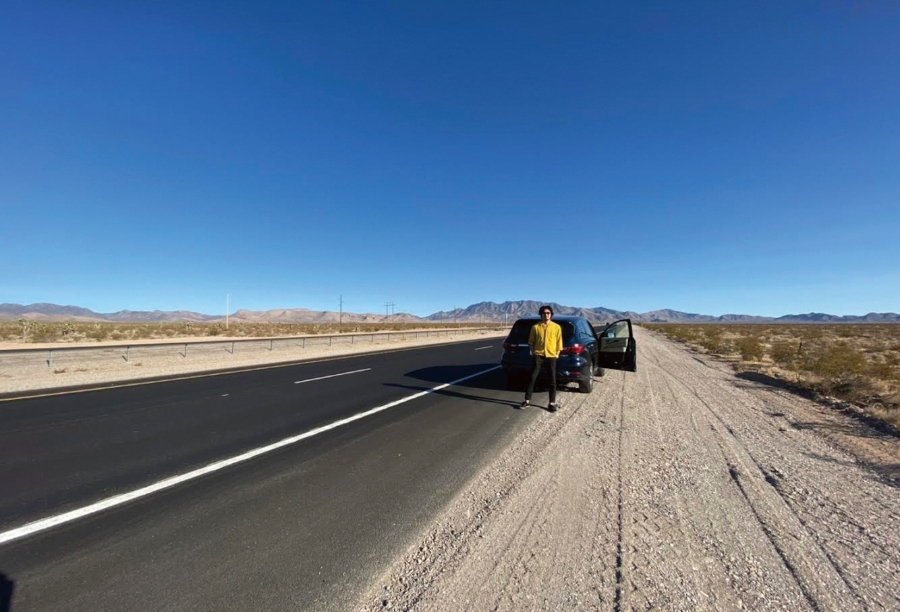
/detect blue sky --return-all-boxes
[2,1,898,318]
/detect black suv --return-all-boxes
[500,316,637,393]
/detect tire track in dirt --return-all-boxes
[659,372,858,610]
[359,329,899,612]
[642,365,714,610]
[642,334,887,500]
[645,338,819,610]
[621,342,757,611]
[642,334,885,611]
[361,380,622,611]
[613,389,625,612]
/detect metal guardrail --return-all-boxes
[0,328,503,368]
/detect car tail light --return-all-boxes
[563,344,585,355]
[502,342,512,349]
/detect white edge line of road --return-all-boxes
[474,346,494,351]
[294,368,371,384]
[0,365,501,547]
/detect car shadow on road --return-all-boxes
[394,364,517,408]
[401,364,505,391]
[385,382,521,409]
[0,572,14,612]
[394,363,579,410]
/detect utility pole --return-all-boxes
[226,293,230,330]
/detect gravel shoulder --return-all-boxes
[358,327,900,612]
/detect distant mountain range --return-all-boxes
[425,302,900,323]
[1,302,897,324]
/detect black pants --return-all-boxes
[525,356,557,403]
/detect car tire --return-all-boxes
[579,361,594,393]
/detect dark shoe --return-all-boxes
[519,400,529,409]
[548,403,559,412]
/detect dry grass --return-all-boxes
[1,320,497,345]
[643,323,900,431]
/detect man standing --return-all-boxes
[521,305,563,412]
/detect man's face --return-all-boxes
[541,310,551,321]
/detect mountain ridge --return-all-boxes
[1,302,897,324]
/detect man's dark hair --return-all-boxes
[539,305,553,315]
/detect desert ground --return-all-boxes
[357,328,898,612]
[2,327,897,611]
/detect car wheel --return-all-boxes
[579,361,594,393]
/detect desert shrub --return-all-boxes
[828,375,878,403]
[29,324,59,343]
[770,340,799,367]
[698,335,731,355]
[869,404,900,429]
[86,325,107,341]
[704,326,723,340]
[736,336,764,361]
[801,326,824,341]
[871,361,898,382]
[661,325,697,343]
[0,320,494,345]
[0,322,18,341]
[809,342,867,379]
[133,326,154,339]
[836,326,858,338]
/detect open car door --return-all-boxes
[597,319,637,372]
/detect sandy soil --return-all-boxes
[358,327,900,612]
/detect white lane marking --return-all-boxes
[474,346,494,351]
[0,342,474,403]
[0,365,501,546]
[294,368,371,385]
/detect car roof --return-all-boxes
[514,315,584,322]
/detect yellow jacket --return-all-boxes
[529,321,563,358]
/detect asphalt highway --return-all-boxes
[0,339,540,612]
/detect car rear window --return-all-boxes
[507,320,575,343]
